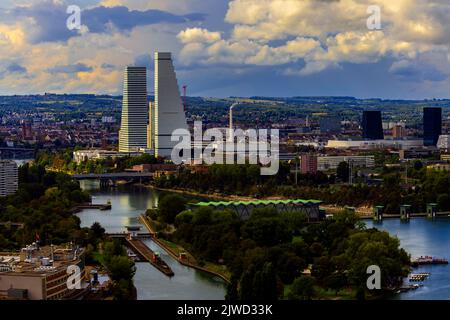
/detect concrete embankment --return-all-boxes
[138,214,231,284]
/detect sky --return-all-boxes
[1,0,450,99]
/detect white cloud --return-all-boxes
[178,28,221,44]
[177,0,450,78]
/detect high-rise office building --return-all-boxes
[362,111,384,140]
[119,67,148,153]
[423,107,442,146]
[153,52,188,158]
[0,160,18,197]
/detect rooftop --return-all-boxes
[194,199,322,207]
[0,243,84,276]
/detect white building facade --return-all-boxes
[0,160,18,197]
[317,156,375,171]
[153,52,188,158]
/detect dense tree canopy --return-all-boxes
[0,164,91,248]
[165,202,410,300]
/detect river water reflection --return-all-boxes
[77,181,226,300]
[78,180,450,300]
[366,218,450,300]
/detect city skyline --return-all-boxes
[0,0,450,99]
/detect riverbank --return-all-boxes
[139,214,231,284]
[149,185,257,202]
[76,181,227,299]
[149,185,374,216]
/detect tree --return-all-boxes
[88,222,105,246]
[103,239,126,264]
[225,276,239,301]
[325,273,347,296]
[311,256,334,282]
[254,262,278,300]
[241,216,292,246]
[90,222,105,238]
[106,255,136,282]
[413,160,423,171]
[336,161,349,182]
[438,193,450,211]
[158,194,187,224]
[288,276,316,300]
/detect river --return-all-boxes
[366,218,450,300]
[76,180,450,300]
[77,180,226,300]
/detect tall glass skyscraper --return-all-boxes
[423,107,442,146]
[119,67,148,152]
[362,110,384,140]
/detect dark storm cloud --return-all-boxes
[389,60,447,82]
[101,63,116,70]
[9,1,206,43]
[83,6,206,34]
[0,63,28,78]
[6,63,27,74]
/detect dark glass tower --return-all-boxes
[423,107,442,146]
[362,111,384,140]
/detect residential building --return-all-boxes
[437,135,450,150]
[300,154,318,174]
[392,125,406,139]
[0,160,18,197]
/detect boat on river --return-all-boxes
[411,256,448,267]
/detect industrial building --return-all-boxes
[0,243,86,300]
[0,160,18,197]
